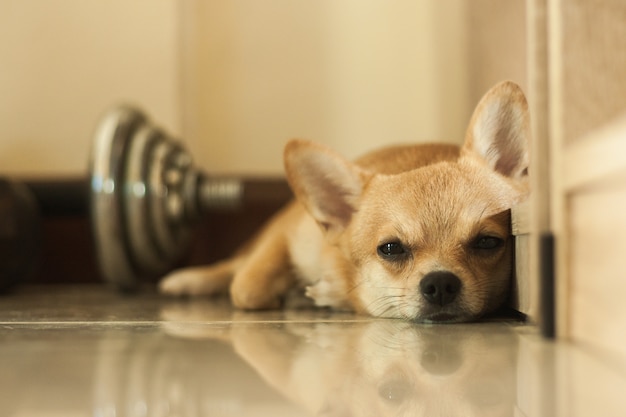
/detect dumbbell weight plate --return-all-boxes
[124,123,193,278]
[90,106,147,291]
[123,123,172,276]
[90,105,249,291]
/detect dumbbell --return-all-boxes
[2,105,291,291]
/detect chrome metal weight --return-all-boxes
[90,106,243,291]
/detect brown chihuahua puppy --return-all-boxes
[160,81,530,323]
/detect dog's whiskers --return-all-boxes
[366,294,409,318]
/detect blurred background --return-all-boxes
[0,0,527,288]
[3,1,626,402]
[0,0,526,177]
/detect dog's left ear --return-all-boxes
[463,81,530,181]
[284,139,371,239]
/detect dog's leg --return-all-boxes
[226,203,302,310]
[159,257,240,296]
[229,227,294,310]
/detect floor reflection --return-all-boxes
[160,304,520,417]
[3,287,626,416]
[0,299,520,417]
[92,327,302,417]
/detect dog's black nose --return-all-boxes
[420,272,461,306]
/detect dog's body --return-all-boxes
[160,81,530,323]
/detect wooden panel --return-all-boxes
[569,181,626,362]
[561,0,626,144]
[565,111,626,359]
[552,0,626,343]
[536,0,626,337]
[563,114,626,191]
[525,0,551,323]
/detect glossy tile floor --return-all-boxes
[1,286,625,417]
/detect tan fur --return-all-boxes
[160,81,530,323]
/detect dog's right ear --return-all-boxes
[463,81,530,182]
[284,139,371,239]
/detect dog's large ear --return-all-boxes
[284,139,370,238]
[463,81,530,181]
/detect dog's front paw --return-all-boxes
[159,267,229,297]
[306,279,351,309]
[158,271,202,296]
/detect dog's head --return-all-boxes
[285,81,530,322]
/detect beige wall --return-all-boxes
[1,1,526,177]
[181,0,471,175]
[465,0,527,105]
[0,0,181,177]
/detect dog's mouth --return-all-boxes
[420,312,463,324]
[417,308,476,324]
[424,313,459,323]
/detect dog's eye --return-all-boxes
[377,241,407,259]
[473,236,504,250]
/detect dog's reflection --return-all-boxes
[161,303,519,417]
